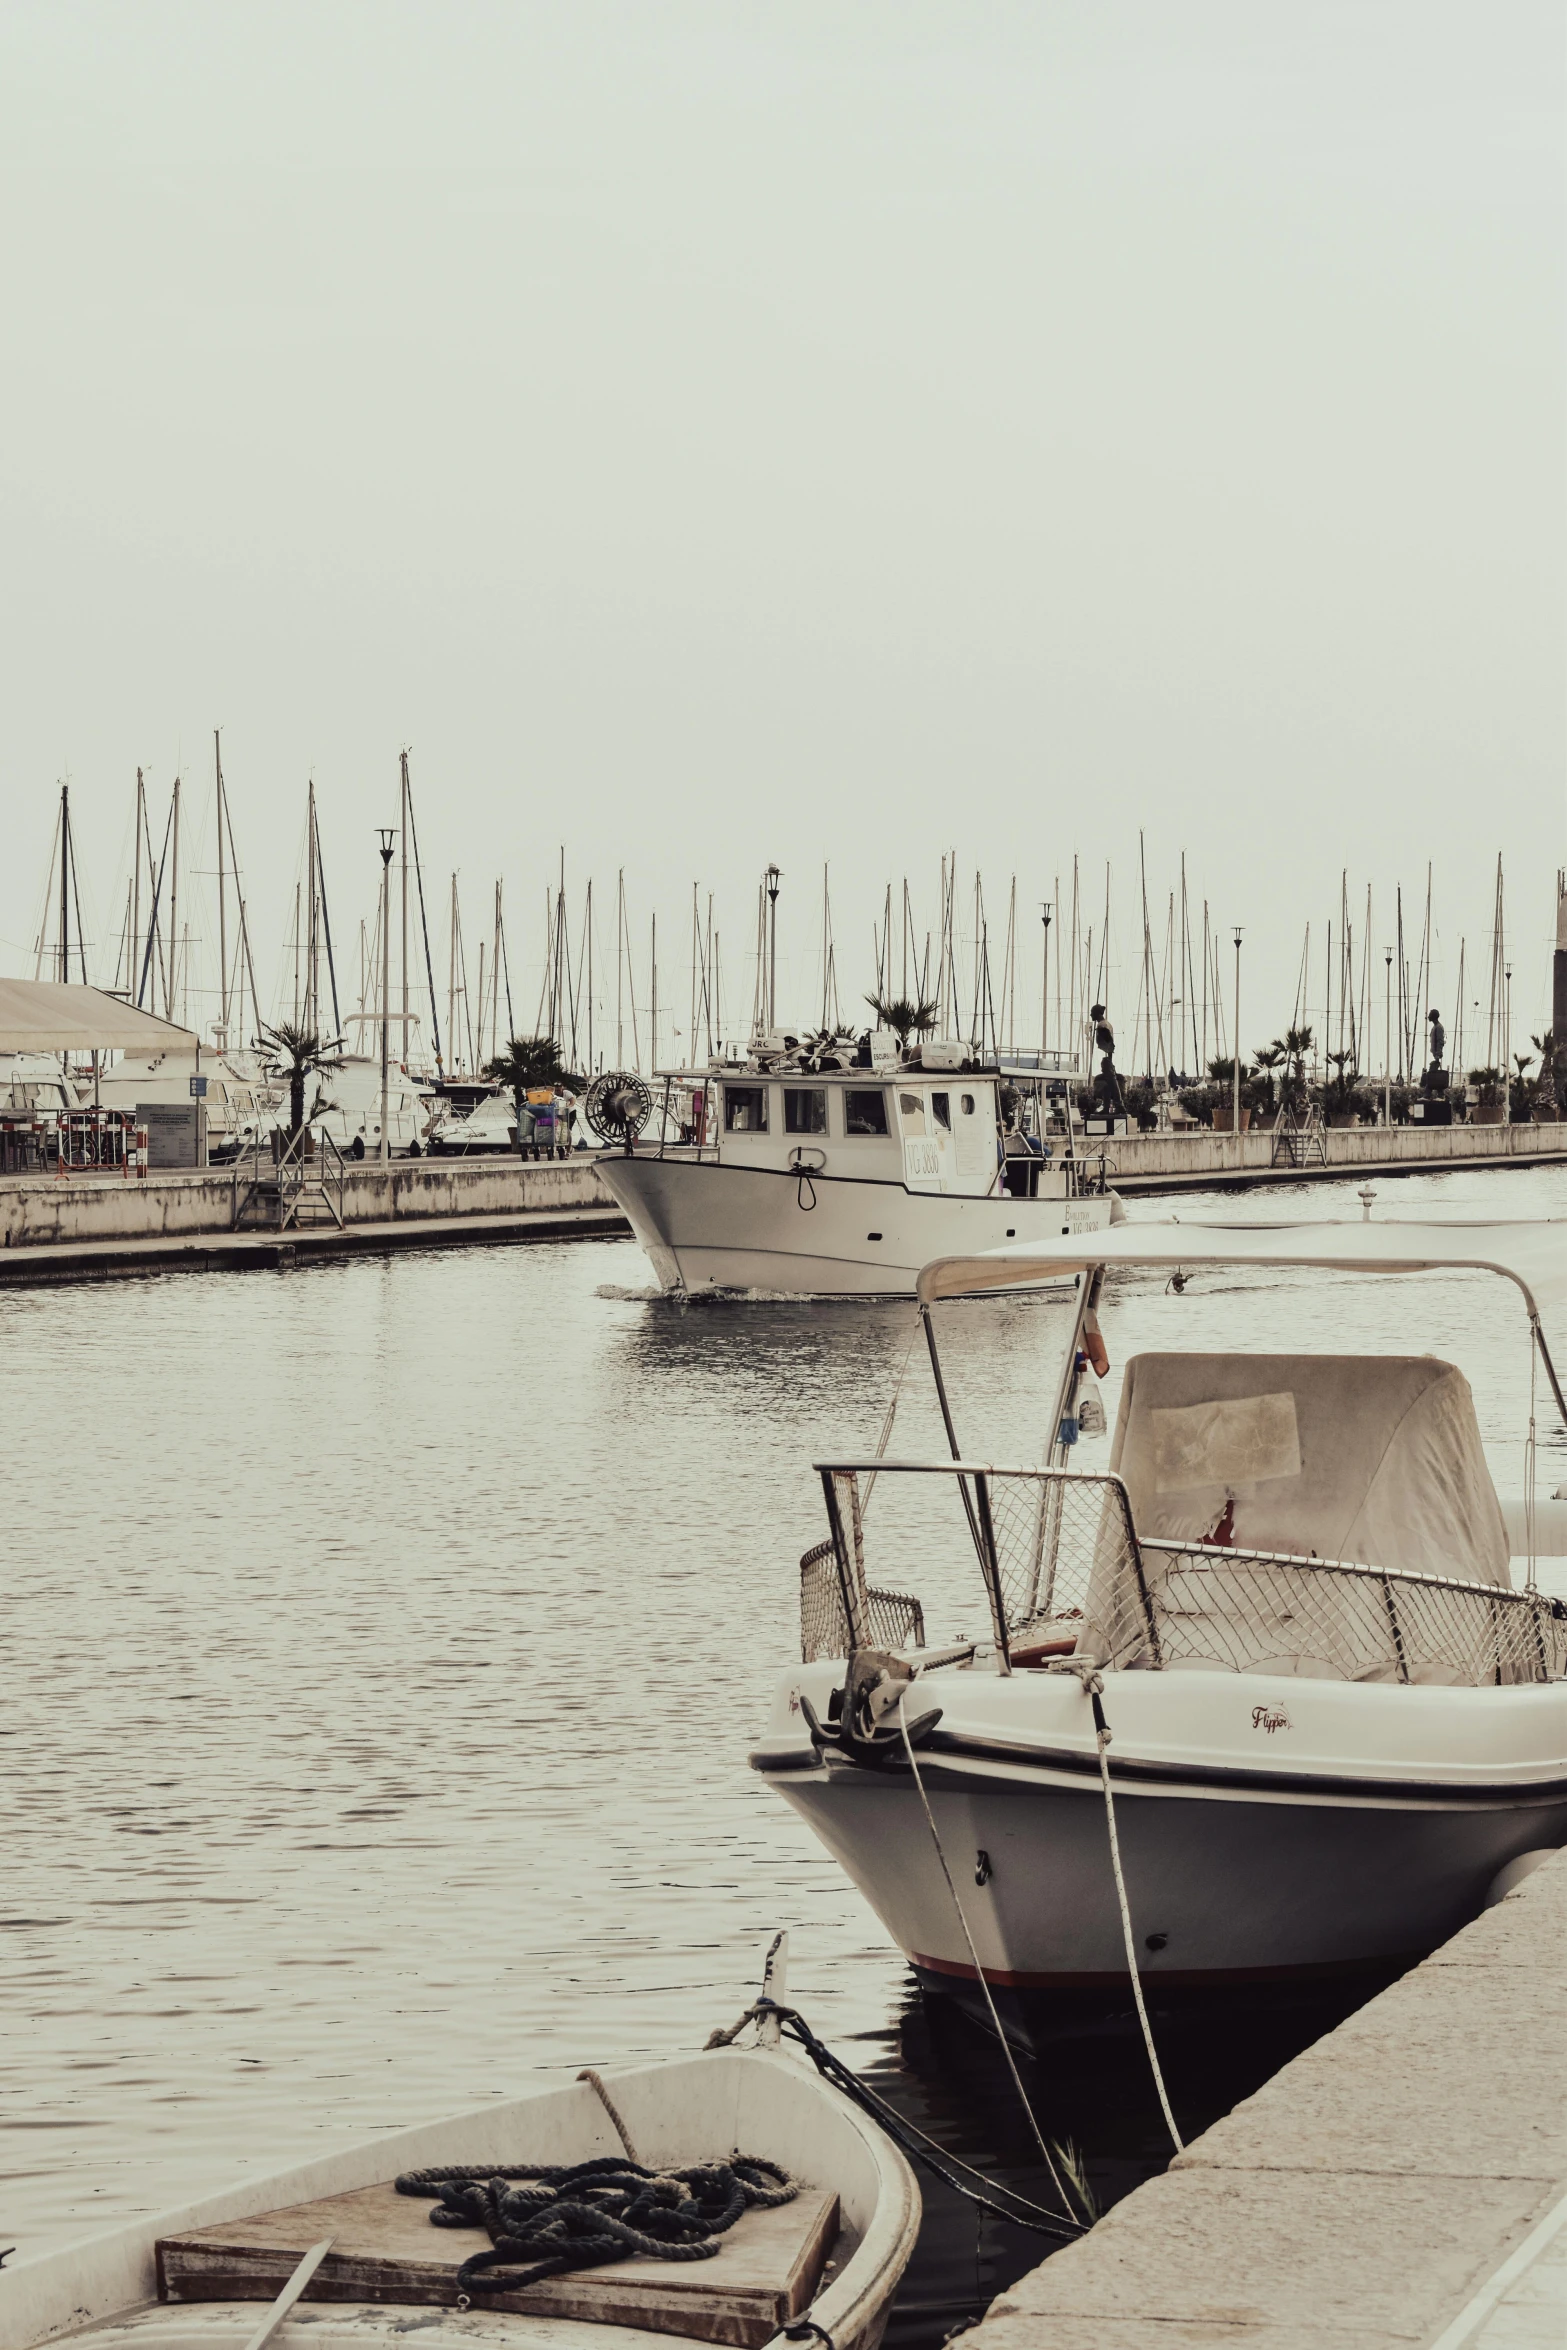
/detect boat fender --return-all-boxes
[1484,1847,1563,1908]
[1082,1310,1110,1378]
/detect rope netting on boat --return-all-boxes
[802,1464,1567,1687]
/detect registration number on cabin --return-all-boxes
[904,1139,943,1183]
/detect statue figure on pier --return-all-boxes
[1090,1003,1126,1117]
[1423,1008,1447,1097]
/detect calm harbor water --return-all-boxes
[4,1160,1564,2336]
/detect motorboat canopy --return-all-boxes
[1110,1352,1508,1587]
[914,1217,1567,1424]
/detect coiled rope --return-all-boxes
[394,2155,797,2300]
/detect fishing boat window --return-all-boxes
[844,1089,890,1137]
[898,1091,926,1133]
[930,1092,951,1130]
[723,1085,769,1133]
[960,1093,976,1116]
[784,1087,828,1135]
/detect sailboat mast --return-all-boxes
[58,783,70,981]
[167,777,181,1022]
[400,753,410,1070]
[214,734,228,1047]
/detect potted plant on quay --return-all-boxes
[1208,1057,1252,1133]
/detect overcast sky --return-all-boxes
[1,2,1561,1065]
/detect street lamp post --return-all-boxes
[1384,948,1393,1127]
[1232,929,1243,1139]
[1504,963,1513,1116]
[765,865,782,1031]
[378,829,395,1165]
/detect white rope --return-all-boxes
[896,1694,1086,2228]
[1086,1683,1183,2155]
[1525,1321,1539,1591]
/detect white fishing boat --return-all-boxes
[750,1217,1567,2036]
[1,2033,919,2350]
[595,1046,1115,1298]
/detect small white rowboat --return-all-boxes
[0,2047,920,2350]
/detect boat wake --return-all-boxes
[594,1281,857,1305]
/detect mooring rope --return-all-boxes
[394,2155,796,2300]
[1072,1666,1183,2155]
[896,1693,1090,2229]
[704,1998,1081,2239]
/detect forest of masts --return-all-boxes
[29,749,1531,1088]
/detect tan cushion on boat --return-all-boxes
[1109,1352,1509,1588]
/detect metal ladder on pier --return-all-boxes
[231,1129,348,1231]
[1271,1101,1327,1168]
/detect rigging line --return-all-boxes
[896,1694,1087,2228]
[136,798,176,1010]
[315,819,342,1041]
[67,802,89,986]
[861,1318,924,1516]
[403,774,444,1075]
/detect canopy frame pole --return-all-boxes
[1533,1314,1567,1432]
[921,1304,1010,1668]
[1045,1267,1103,1469]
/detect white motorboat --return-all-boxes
[1,2038,919,2350]
[310,1055,435,1159]
[596,1051,1114,1298]
[751,1217,1567,2034]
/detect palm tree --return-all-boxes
[1252,1044,1285,1113]
[1511,1051,1536,1121]
[1279,1025,1314,1115]
[1531,1030,1558,1117]
[258,1020,344,1141]
[864,993,939,1050]
[1324,1049,1359,1118]
[483,1035,585,1157]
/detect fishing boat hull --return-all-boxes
[597,1156,1113,1297]
[752,1663,1567,2034]
[2,2048,918,2350]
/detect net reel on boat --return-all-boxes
[584,1071,654,1153]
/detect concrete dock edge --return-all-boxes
[966,1850,1567,2348]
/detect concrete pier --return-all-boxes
[969,1851,1567,2347]
[0,1156,629,1284]
[1077,1117,1566,1192]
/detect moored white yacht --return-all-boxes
[596,1038,1115,1297]
[750,1217,1567,2036]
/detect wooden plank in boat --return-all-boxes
[155,2179,840,2350]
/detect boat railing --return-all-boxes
[804,1459,1567,1687]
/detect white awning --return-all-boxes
[916,1216,1567,1422]
[0,980,200,1054]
